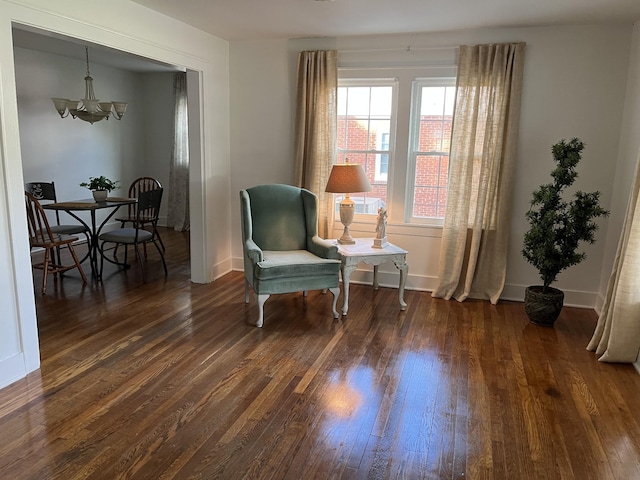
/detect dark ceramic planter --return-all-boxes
[524,285,564,327]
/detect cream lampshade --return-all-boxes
[325,161,372,244]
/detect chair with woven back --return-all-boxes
[116,177,165,253]
[98,188,167,282]
[25,191,88,294]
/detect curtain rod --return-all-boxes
[338,45,459,54]
[338,64,457,71]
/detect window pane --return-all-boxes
[370,86,392,117]
[413,154,449,219]
[409,80,455,220]
[444,86,455,115]
[370,119,391,150]
[419,118,447,152]
[346,87,373,116]
[338,83,394,212]
[420,86,446,115]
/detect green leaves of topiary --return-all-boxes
[522,138,609,290]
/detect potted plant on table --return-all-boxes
[80,176,120,203]
[521,138,609,326]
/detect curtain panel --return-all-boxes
[167,73,190,231]
[432,42,526,304]
[293,50,338,239]
[588,154,640,363]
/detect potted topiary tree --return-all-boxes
[522,138,609,326]
[80,176,120,203]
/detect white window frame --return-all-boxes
[337,77,398,219]
[405,77,457,225]
[375,132,390,182]
[338,66,457,228]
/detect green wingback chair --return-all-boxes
[240,184,342,327]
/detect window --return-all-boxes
[337,80,396,214]
[338,67,456,225]
[407,78,456,221]
[377,132,389,181]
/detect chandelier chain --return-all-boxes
[85,46,91,77]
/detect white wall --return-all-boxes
[16,47,145,226]
[16,48,175,226]
[0,0,230,390]
[229,25,633,306]
[229,38,295,241]
[141,72,174,223]
[597,22,640,312]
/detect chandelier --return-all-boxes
[51,47,128,124]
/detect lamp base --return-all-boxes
[337,225,356,245]
[337,200,356,244]
[338,237,356,245]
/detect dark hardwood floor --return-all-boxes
[1,227,640,479]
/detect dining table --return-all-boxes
[42,197,137,279]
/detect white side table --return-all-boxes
[335,238,408,315]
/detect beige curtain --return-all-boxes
[167,73,189,231]
[432,43,526,304]
[293,50,337,238]
[587,155,640,363]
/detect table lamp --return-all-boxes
[325,160,372,244]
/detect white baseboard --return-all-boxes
[0,353,31,390]
[501,284,598,309]
[231,256,601,309]
[209,258,232,283]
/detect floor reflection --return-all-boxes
[319,350,452,464]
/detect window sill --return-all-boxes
[333,220,443,239]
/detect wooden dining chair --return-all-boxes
[115,177,165,253]
[25,192,88,294]
[25,181,91,263]
[99,188,167,282]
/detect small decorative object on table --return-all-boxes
[80,176,120,203]
[373,207,388,248]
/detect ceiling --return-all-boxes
[11,0,640,72]
[129,0,640,41]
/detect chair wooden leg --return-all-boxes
[329,287,340,319]
[55,246,63,272]
[244,279,250,304]
[68,244,87,285]
[256,294,269,328]
[41,248,51,294]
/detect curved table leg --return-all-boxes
[394,259,408,311]
[341,263,357,316]
[329,287,340,319]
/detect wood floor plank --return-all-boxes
[2,228,640,479]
